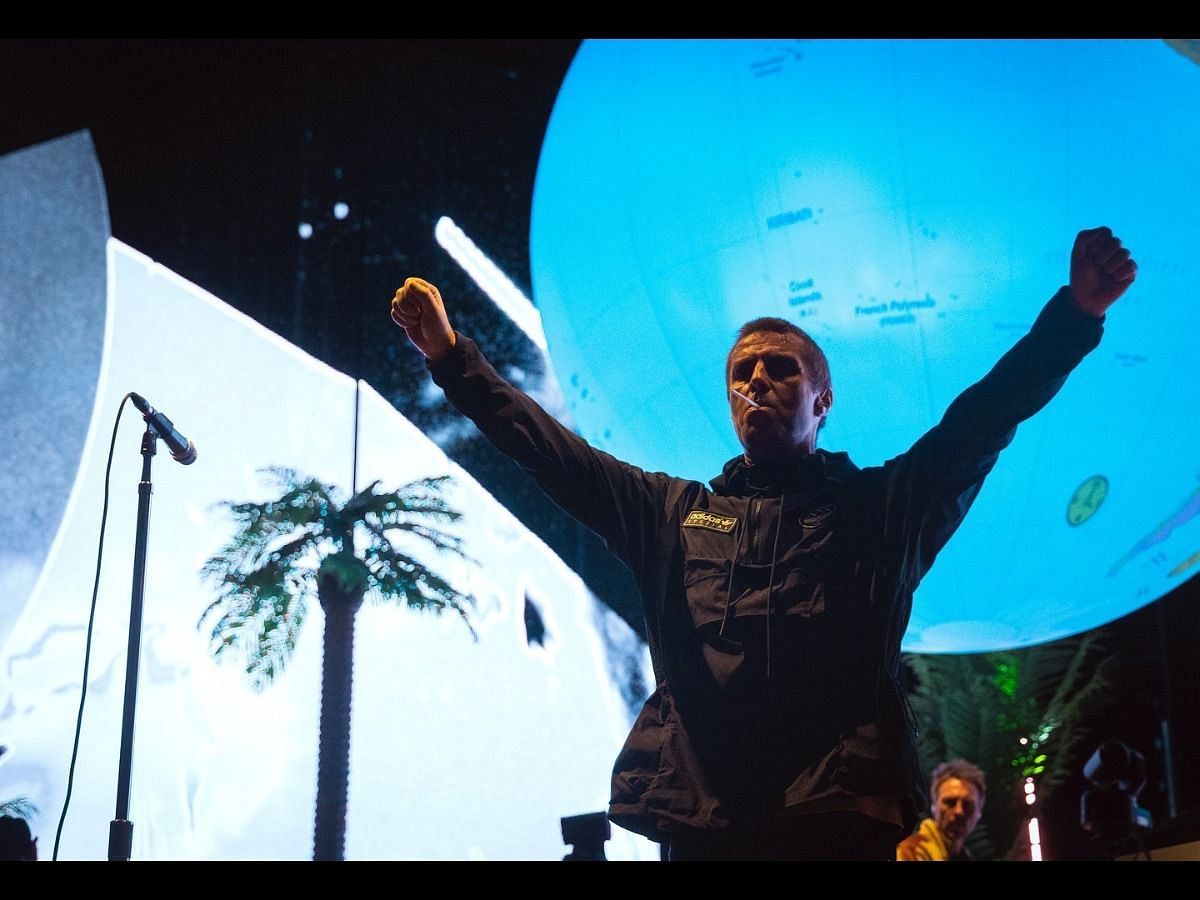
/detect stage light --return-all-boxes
[1080,738,1153,854]
[561,811,610,861]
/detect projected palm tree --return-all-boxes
[200,467,474,861]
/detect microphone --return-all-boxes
[129,393,197,465]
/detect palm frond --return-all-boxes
[199,561,313,690]
[0,797,37,819]
[362,540,476,640]
[361,517,466,557]
[347,476,464,524]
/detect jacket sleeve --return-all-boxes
[427,334,673,580]
[882,287,1104,585]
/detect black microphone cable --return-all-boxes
[52,393,133,860]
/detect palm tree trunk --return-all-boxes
[313,576,363,861]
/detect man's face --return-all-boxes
[727,331,831,463]
[932,777,983,846]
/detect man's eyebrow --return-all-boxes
[734,347,799,359]
[730,351,803,373]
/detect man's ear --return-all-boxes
[815,388,833,418]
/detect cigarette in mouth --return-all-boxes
[730,388,761,408]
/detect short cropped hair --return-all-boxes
[930,759,987,810]
[727,317,831,395]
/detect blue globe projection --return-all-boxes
[530,39,1200,652]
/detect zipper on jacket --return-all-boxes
[749,496,762,561]
[719,514,748,637]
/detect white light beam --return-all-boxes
[435,216,548,352]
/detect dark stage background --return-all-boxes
[3,37,1197,859]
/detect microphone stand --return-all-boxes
[107,424,158,862]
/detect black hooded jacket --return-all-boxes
[429,287,1103,842]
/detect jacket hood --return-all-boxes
[709,448,859,496]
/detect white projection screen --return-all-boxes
[0,133,656,860]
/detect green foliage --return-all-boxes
[200,467,474,691]
[904,630,1117,859]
